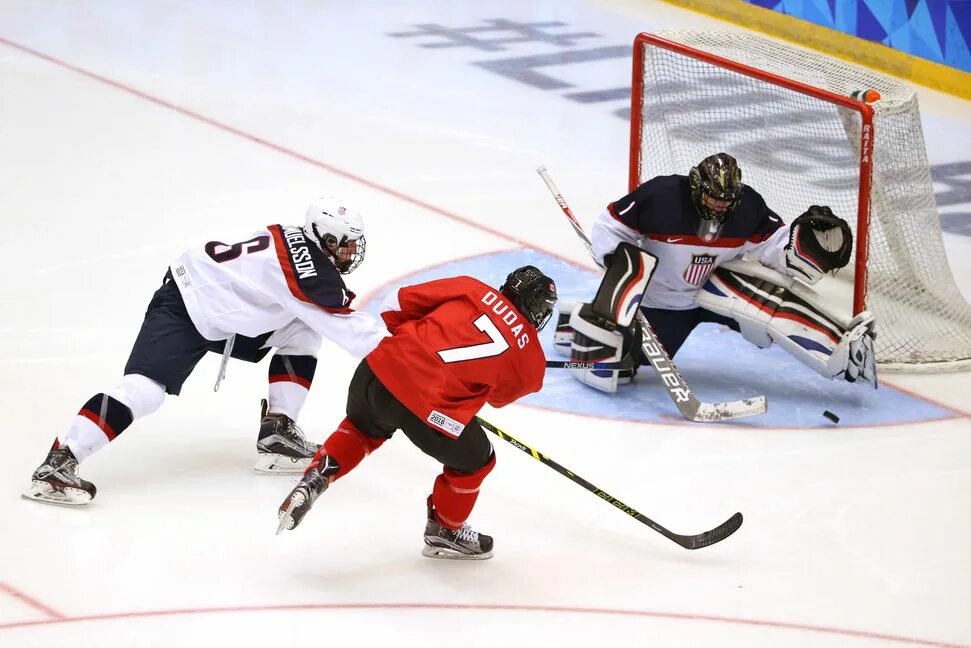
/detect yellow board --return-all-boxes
[660,0,971,99]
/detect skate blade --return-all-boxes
[22,481,92,507]
[421,544,493,561]
[255,454,311,474]
[275,490,305,535]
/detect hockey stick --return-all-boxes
[546,360,629,370]
[478,416,743,550]
[536,165,767,422]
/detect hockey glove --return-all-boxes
[785,205,853,284]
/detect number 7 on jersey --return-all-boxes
[437,314,509,363]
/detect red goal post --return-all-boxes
[628,31,971,371]
[630,32,875,316]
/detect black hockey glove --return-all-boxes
[785,205,853,284]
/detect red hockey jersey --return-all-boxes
[368,276,546,438]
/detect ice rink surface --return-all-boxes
[1,1,969,646]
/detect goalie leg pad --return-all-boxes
[830,311,878,388]
[699,267,873,383]
[552,299,579,358]
[568,303,635,393]
[591,242,658,328]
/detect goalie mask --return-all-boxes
[500,265,558,330]
[688,152,744,242]
[304,196,366,274]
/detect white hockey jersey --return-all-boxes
[169,224,388,358]
[591,175,793,310]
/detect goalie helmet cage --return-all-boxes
[630,31,971,372]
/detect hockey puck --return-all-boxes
[823,410,840,424]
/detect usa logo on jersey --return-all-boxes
[683,253,717,286]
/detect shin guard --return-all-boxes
[317,417,385,481]
[431,454,496,529]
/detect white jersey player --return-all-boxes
[24,196,389,506]
[553,153,877,394]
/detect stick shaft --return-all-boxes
[478,416,743,549]
[536,166,597,262]
[479,417,669,534]
[546,360,628,369]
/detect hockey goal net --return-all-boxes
[631,31,971,372]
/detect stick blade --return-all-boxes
[678,512,744,550]
[692,396,767,422]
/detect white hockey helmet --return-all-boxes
[304,196,366,274]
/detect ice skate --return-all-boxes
[422,500,493,560]
[255,399,320,473]
[276,455,340,534]
[22,446,96,507]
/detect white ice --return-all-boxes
[1,2,969,647]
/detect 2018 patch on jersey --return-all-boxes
[684,253,717,286]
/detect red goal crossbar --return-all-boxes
[629,32,875,315]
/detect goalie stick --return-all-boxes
[478,416,743,550]
[536,165,767,422]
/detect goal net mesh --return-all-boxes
[633,31,971,371]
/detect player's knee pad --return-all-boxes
[568,303,638,393]
[264,320,322,357]
[322,417,385,480]
[109,373,166,419]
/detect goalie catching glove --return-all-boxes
[785,205,853,285]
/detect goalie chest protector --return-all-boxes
[605,175,786,309]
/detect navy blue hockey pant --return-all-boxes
[638,306,740,359]
[124,271,273,395]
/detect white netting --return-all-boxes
[634,30,971,371]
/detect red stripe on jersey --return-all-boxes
[268,225,354,314]
[269,225,314,304]
[647,233,772,248]
[269,374,312,389]
[720,279,841,344]
[78,409,117,440]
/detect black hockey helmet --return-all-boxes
[500,265,557,331]
[688,152,744,241]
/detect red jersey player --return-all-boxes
[276,265,557,560]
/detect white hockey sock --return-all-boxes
[267,382,309,421]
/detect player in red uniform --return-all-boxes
[276,265,557,560]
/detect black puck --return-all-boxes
[823,410,840,424]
